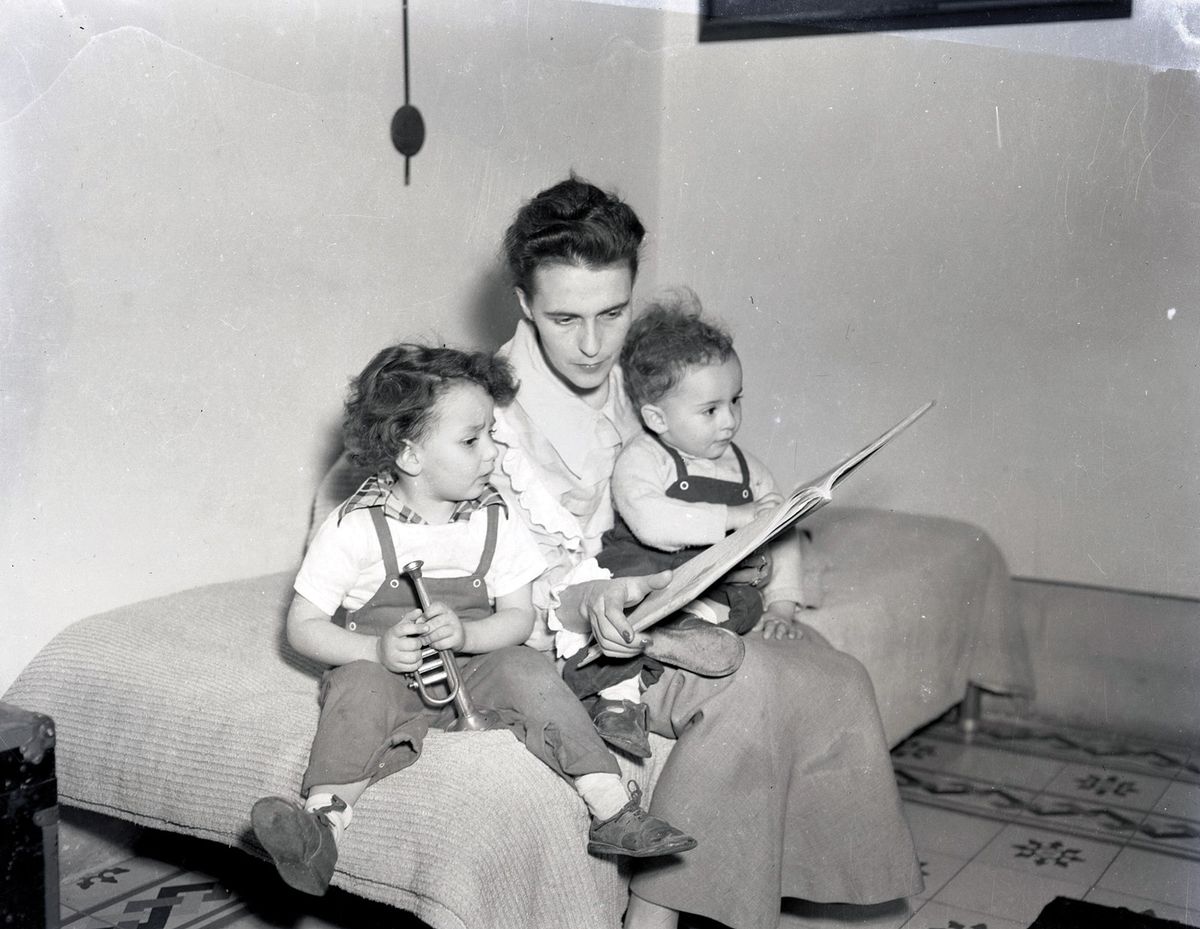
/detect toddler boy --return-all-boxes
[251,343,695,896]
[565,296,822,757]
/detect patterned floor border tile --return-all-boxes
[895,766,1036,821]
[60,865,192,925]
[898,765,1200,863]
[912,720,1200,780]
[895,719,1200,867]
[85,876,244,929]
[902,898,1024,929]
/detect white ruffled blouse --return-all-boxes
[491,319,645,657]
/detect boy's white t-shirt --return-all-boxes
[295,499,547,617]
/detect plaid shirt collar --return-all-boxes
[337,474,507,526]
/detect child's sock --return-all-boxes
[574,772,631,820]
[598,675,642,704]
[680,598,725,626]
[305,793,353,843]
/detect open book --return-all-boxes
[576,400,935,665]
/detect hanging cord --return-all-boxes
[403,0,411,184]
[403,0,411,108]
[390,0,425,185]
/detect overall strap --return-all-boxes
[473,503,501,578]
[731,443,752,491]
[651,432,690,485]
[368,507,402,578]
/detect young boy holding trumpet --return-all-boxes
[250,343,695,896]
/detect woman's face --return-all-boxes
[517,261,634,401]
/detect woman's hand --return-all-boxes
[564,571,673,658]
[377,610,430,673]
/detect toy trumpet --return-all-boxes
[402,560,501,732]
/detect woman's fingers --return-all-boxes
[626,569,673,600]
[582,572,667,656]
[592,584,636,645]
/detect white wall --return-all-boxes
[0,0,665,693]
[652,9,1200,599]
[3,0,1197,698]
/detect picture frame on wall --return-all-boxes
[699,0,1133,40]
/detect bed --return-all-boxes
[4,503,1031,929]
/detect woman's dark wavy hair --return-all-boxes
[343,343,517,477]
[621,288,736,411]
[503,174,646,296]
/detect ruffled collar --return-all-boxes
[500,319,637,478]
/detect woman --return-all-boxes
[488,176,923,929]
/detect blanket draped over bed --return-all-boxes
[5,506,1031,929]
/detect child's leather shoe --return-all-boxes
[587,783,697,858]
[251,796,339,895]
[592,698,652,758]
[644,613,745,677]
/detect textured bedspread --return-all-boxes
[4,507,1030,929]
[803,507,1032,742]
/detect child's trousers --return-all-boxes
[301,645,620,793]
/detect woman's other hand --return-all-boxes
[567,571,673,658]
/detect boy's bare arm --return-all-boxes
[285,592,427,672]
[457,583,536,654]
[376,585,537,657]
[422,585,537,655]
[756,528,807,639]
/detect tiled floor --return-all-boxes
[879,717,1200,929]
[56,827,428,929]
[55,716,1200,929]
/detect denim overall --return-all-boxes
[302,501,618,793]
[564,439,767,703]
[597,436,766,635]
[340,505,499,634]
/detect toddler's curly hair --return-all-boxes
[343,343,517,477]
[621,289,735,411]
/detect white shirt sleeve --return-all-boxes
[545,557,611,659]
[294,509,370,617]
[486,507,550,600]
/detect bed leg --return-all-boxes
[958,683,983,735]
